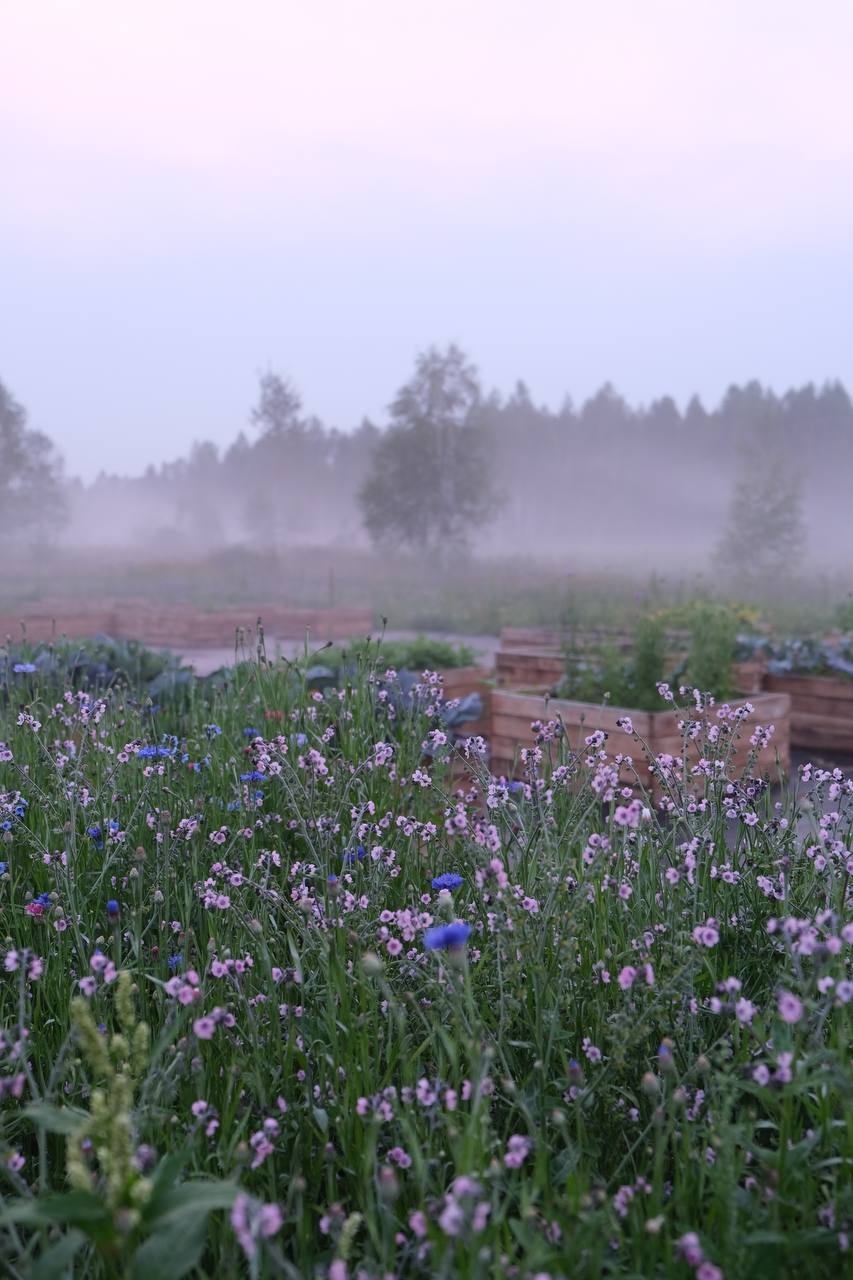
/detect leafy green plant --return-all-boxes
[2,973,240,1278]
[316,634,476,673]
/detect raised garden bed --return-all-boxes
[763,673,853,754]
[495,627,766,697]
[0,603,373,647]
[489,688,791,789]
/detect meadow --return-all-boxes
[0,647,850,1278]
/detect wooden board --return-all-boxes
[489,690,790,788]
[0,604,374,648]
[763,674,853,751]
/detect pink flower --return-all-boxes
[409,1209,428,1238]
[617,965,637,991]
[692,921,720,948]
[193,1016,216,1040]
[777,990,803,1024]
[504,1134,532,1168]
[258,1203,282,1237]
[735,998,755,1024]
[677,1232,704,1266]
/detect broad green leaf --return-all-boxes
[23,1104,89,1137]
[0,1192,108,1230]
[130,1208,209,1280]
[155,1180,240,1215]
[27,1230,87,1280]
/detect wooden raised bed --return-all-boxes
[763,674,853,753]
[0,603,373,648]
[490,688,791,789]
[495,627,766,697]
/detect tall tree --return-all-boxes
[0,379,66,544]
[714,445,807,594]
[359,345,497,556]
[250,372,303,437]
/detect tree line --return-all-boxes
[2,345,848,586]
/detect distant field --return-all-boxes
[0,544,849,638]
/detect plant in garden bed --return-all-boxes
[309,634,478,676]
[765,633,853,679]
[0,652,848,1276]
[559,603,753,709]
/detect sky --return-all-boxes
[2,0,853,479]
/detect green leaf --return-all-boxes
[153,1180,240,1216]
[130,1208,209,1280]
[23,1103,89,1136]
[313,1106,329,1135]
[27,1230,87,1280]
[142,1148,192,1220]
[0,1192,110,1231]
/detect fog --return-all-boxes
[0,352,844,620]
[2,3,853,626]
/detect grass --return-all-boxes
[4,544,853,637]
[0,645,849,1277]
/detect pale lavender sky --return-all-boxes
[2,0,853,478]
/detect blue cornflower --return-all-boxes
[424,922,471,951]
[12,663,36,675]
[0,822,11,832]
[0,862,7,875]
[344,845,366,866]
[432,872,464,892]
[167,953,183,972]
[295,733,307,746]
[226,801,240,811]
[327,874,338,885]
[106,899,120,920]
[243,727,260,737]
[86,824,104,849]
[204,724,223,739]
[136,745,174,759]
[240,771,266,783]
[508,780,524,794]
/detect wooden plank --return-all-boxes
[765,674,853,702]
[778,694,853,718]
[789,724,853,752]
[491,691,654,736]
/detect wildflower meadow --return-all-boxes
[0,650,850,1278]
